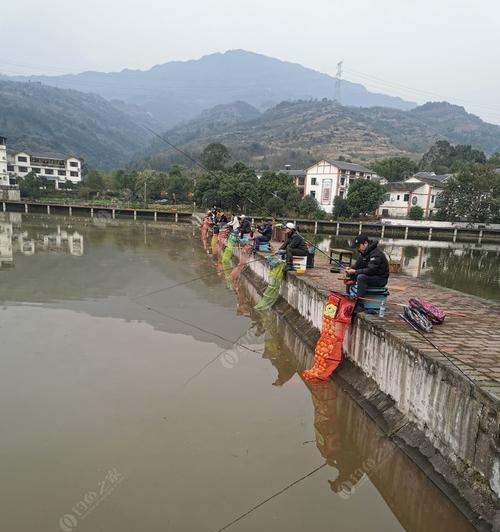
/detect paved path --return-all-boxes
[268,241,500,401]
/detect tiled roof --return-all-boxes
[330,160,374,173]
[385,181,421,192]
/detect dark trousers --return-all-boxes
[254,236,270,250]
[355,273,388,298]
[286,247,308,266]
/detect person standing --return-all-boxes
[344,234,389,311]
[279,222,308,270]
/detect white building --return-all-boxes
[305,160,377,214]
[6,145,83,189]
[0,137,21,200]
[377,173,449,219]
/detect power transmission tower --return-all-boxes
[335,61,343,104]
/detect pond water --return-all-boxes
[0,214,474,532]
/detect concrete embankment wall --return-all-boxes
[238,247,500,530]
[1,201,193,222]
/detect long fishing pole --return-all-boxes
[141,124,348,270]
[133,254,262,300]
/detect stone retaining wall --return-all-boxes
[238,248,500,530]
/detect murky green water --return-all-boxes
[312,235,500,301]
[0,214,474,531]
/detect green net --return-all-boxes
[222,236,236,266]
[254,262,286,311]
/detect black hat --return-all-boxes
[354,234,369,246]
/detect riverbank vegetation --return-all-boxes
[15,141,500,222]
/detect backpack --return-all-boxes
[409,298,446,324]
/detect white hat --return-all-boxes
[285,222,295,230]
[240,214,246,218]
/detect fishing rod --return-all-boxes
[141,124,348,270]
[133,253,262,300]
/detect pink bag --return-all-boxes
[409,298,446,324]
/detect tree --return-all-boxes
[264,197,286,217]
[256,172,302,215]
[201,143,230,171]
[85,170,106,192]
[419,140,487,174]
[112,169,137,192]
[408,206,424,220]
[488,153,500,167]
[134,170,169,202]
[346,180,385,217]
[297,194,326,219]
[437,163,500,223]
[18,171,45,198]
[332,197,351,219]
[167,169,193,203]
[372,157,418,182]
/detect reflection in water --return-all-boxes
[250,302,474,532]
[0,213,84,269]
[314,234,500,300]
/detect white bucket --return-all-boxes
[292,256,307,272]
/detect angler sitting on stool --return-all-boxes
[279,222,308,271]
[253,218,272,251]
[345,234,389,312]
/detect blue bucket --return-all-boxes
[348,285,389,312]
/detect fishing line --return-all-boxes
[214,462,327,532]
[133,255,262,300]
[182,326,258,387]
[142,304,263,356]
[141,123,346,269]
[140,123,480,388]
[407,326,476,385]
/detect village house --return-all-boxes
[304,159,377,214]
[0,136,20,200]
[377,172,451,219]
[5,139,83,190]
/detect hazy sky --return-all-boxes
[3,0,500,124]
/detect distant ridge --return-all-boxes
[0,80,156,169]
[8,50,416,129]
[134,99,500,171]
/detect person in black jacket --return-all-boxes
[239,215,252,239]
[345,234,389,303]
[279,222,308,269]
[253,218,272,250]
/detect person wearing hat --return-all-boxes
[238,214,252,239]
[279,222,308,270]
[345,234,389,310]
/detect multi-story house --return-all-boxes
[0,136,10,187]
[378,173,450,219]
[6,146,83,189]
[305,159,377,214]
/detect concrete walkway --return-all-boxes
[271,241,500,401]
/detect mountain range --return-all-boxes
[1,50,499,172]
[0,80,158,169]
[135,100,500,171]
[8,50,415,129]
